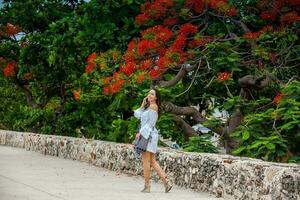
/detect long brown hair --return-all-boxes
[152,88,161,118]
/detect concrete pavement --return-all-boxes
[0,145,223,200]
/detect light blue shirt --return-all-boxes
[134,107,158,140]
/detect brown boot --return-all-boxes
[141,184,151,193]
[164,178,173,193]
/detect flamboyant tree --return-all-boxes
[0,0,142,136]
[83,0,300,160]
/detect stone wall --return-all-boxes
[0,130,299,200]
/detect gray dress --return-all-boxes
[134,107,159,153]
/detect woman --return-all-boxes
[134,88,173,193]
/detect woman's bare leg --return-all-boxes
[150,153,173,192]
[141,152,151,187]
[150,153,167,183]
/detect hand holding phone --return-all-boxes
[141,96,148,108]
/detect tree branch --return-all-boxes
[157,62,200,88]
[172,115,198,141]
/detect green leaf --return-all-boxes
[265,143,275,150]
[242,131,250,141]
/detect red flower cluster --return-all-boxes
[3,61,17,77]
[6,23,21,36]
[119,61,137,76]
[102,77,112,84]
[102,74,125,95]
[206,0,227,9]
[258,0,285,21]
[171,34,187,50]
[280,11,300,26]
[184,0,204,13]
[140,59,153,70]
[137,73,146,84]
[111,79,125,94]
[157,56,171,68]
[217,72,231,82]
[137,40,156,56]
[73,90,80,101]
[127,40,137,51]
[112,50,119,62]
[260,11,277,21]
[285,0,300,7]
[163,17,178,26]
[272,93,284,105]
[142,25,173,44]
[85,52,97,74]
[178,23,198,36]
[243,26,273,40]
[149,68,164,79]
[135,13,151,25]
[188,36,214,48]
[225,7,237,16]
[136,0,175,25]
[204,0,237,16]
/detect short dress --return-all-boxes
[134,107,159,153]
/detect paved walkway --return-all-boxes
[0,145,223,200]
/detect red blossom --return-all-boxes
[137,73,146,84]
[280,11,300,26]
[137,40,156,56]
[127,40,136,51]
[102,86,110,95]
[6,23,21,36]
[274,0,282,10]
[111,79,125,94]
[178,23,198,36]
[87,52,97,64]
[151,0,175,19]
[217,72,231,82]
[141,2,151,12]
[207,0,227,9]
[3,61,17,77]
[165,49,187,65]
[113,72,119,80]
[157,56,171,68]
[103,77,112,84]
[149,68,163,79]
[140,59,153,70]
[242,26,273,40]
[163,17,178,26]
[124,52,136,63]
[185,0,204,13]
[284,0,300,7]
[85,62,96,74]
[112,51,118,61]
[272,93,284,105]
[171,34,187,50]
[73,90,80,101]
[135,13,151,25]
[260,11,277,21]
[141,25,173,44]
[119,62,137,76]
[225,7,237,16]
[188,36,213,48]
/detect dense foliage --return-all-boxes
[1,0,299,162]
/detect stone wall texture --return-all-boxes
[0,130,299,200]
